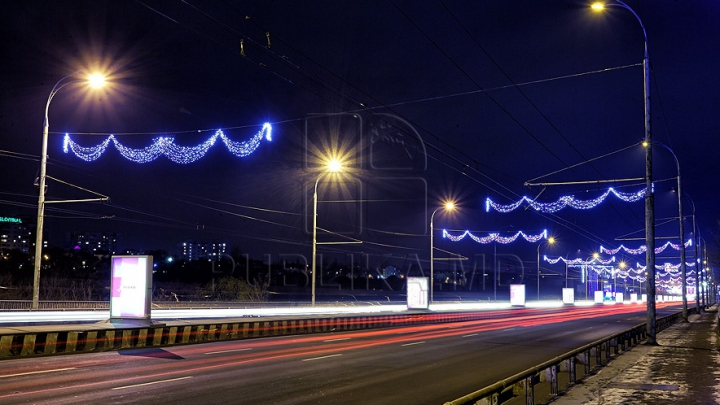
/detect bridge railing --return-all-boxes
[444,309,691,405]
[0,300,395,311]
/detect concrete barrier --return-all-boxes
[0,309,559,359]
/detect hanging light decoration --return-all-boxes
[544,255,616,265]
[63,123,272,164]
[485,187,646,213]
[600,239,692,255]
[442,229,547,244]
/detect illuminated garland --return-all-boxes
[63,123,272,164]
[570,265,697,287]
[544,255,616,265]
[636,262,696,271]
[485,187,645,213]
[600,239,693,255]
[442,229,547,244]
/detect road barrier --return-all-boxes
[443,309,693,405]
[0,310,519,359]
[0,300,397,311]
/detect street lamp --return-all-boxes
[311,159,343,306]
[430,201,455,303]
[685,193,701,314]
[656,142,688,321]
[33,70,106,309]
[617,261,627,299]
[592,0,656,344]
[536,236,555,300]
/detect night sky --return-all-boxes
[1,1,718,273]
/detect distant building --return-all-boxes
[177,240,227,261]
[381,265,401,279]
[67,231,121,254]
[0,216,36,253]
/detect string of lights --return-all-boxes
[485,187,646,213]
[548,255,696,270]
[600,239,692,255]
[442,229,547,244]
[63,123,272,164]
[543,255,616,265]
[570,266,696,286]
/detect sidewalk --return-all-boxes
[553,306,720,404]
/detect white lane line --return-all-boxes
[401,341,425,347]
[112,376,193,390]
[204,348,253,355]
[302,354,343,362]
[502,328,516,331]
[462,333,478,338]
[323,337,351,342]
[0,367,76,378]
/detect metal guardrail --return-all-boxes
[0,300,398,311]
[444,309,692,405]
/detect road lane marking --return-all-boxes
[112,376,192,390]
[0,367,76,378]
[462,333,478,338]
[204,348,253,355]
[323,338,351,342]
[302,354,342,362]
[401,341,425,347]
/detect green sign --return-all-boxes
[0,217,22,224]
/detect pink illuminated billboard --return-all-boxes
[110,255,152,319]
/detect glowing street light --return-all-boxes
[311,158,343,306]
[591,0,657,344]
[430,201,455,303]
[616,261,627,297]
[537,236,555,300]
[33,71,106,309]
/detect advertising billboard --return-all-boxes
[510,284,525,306]
[562,288,574,304]
[110,255,152,320]
[594,290,604,303]
[407,277,429,309]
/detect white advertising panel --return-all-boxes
[594,290,604,303]
[110,255,152,319]
[562,288,574,304]
[616,293,624,303]
[407,277,429,309]
[631,293,638,303]
[641,294,647,303]
[510,284,525,306]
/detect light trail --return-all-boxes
[0,299,687,324]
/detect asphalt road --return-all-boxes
[0,303,682,405]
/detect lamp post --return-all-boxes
[697,238,707,311]
[592,1,656,344]
[587,253,599,300]
[685,193,701,313]
[617,261,626,299]
[33,71,106,309]
[536,236,555,301]
[656,142,687,321]
[311,159,342,306]
[430,201,455,303]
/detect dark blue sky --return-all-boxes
[1,1,718,271]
